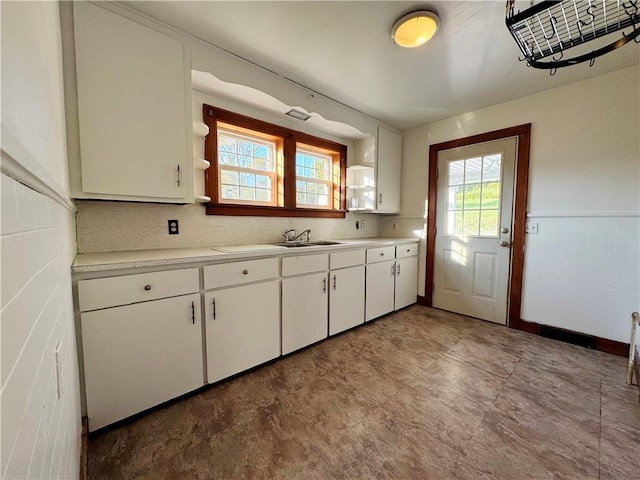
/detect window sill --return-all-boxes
[205,204,347,218]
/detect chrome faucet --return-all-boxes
[282,229,311,243]
[293,229,311,242]
[282,229,296,242]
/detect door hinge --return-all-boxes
[432,283,435,292]
[434,226,437,235]
[436,168,439,179]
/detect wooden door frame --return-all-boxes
[424,124,531,330]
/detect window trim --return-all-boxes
[203,105,347,218]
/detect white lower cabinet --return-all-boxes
[329,265,365,335]
[395,256,419,310]
[204,280,280,383]
[81,293,203,431]
[282,272,329,354]
[365,243,419,321]
[365,260,396,321]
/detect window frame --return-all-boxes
[203,105,347,218]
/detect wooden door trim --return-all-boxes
[425,124,531,330]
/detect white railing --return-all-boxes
[627,312,640,385]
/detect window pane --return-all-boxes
[238,140,253,156]
[463,210,480,236]
[480,210,499,237]
[219,152,237,166]
[448,160,465,186]
[481,182,500,208]
[482,155,501,181]
[447,186,463,210]
[307,182,318,194]
[256,175,271,189]
[465,157,482,183]
[318,195,328,206]
[239,187,255,201]
[296,192,305,203]
[221,170,238,185]
[239,173,255,187]
[254,145,268,159]
[296,180,306,192]
[446,210,463,235]
[306,193,317,205]
[464,184,481,210]
[254,158,271,171]
[256,189,271,202]
[221,185,238,199]
[219,136,236,153]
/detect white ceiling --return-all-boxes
[122,1,640,130]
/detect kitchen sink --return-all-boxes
[276,240,342,248]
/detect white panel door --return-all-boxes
[82,294,203,431]
[205,281,280,383]
[433,138,516,324]
[365,260,396,321]
[394,256,418,310]
[329,265,365,335]
[282,273,328,354]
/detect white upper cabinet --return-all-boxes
[375,126,401,213]
[72,2,192,202]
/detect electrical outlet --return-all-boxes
[355,221,360,230]
[393,223,398,230]
[526,221,539,234]
[361,219,365,230]
[168,220,179,235]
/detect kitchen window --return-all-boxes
[203,105,346,217]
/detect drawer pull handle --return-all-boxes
[191,301,195,325]
[406,249,411,252]
[144,285,151,291]
[333,274,337,290]
[379,253,384,256]
[212,299,216,320]
[243,269,249,275]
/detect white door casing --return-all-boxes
[433,138,517,324]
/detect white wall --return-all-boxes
[1,2,81,479]
[380,66,640,343]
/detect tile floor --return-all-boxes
[88,306,640,479]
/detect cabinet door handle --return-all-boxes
[191,301,195,325]
[322,278,327,294]
[144,284,151,291]
[176,165,181,187]
[378,193,383,204]
[333,274,337,290]
[397,263,401,276]
[243,269,249,275]
[212,298,216,320]
[379,252,384,257]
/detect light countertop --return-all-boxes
[72,237,419,273]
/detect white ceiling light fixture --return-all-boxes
[391,10,440,48]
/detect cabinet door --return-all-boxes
[73,2,189,201]
[395,256,418,310]
[329,266,365,335]
[375,126,401,213]
[365,260,396,321]
[205,281,280,384]
[282,273,328,354]
[81,294,203,431]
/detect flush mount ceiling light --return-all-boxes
[285,108,311,121]
[506,0,640,75]
[391,10,440,48]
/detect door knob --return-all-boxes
[499,240,511,247]
[501,227,509,234]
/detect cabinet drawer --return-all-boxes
[204,257,278,290]
[78,268,199,312]
[366,246,396,264]
[330,249,365,270]
[282,253,328,277]
[396,243,418,258]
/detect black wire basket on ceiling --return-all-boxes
[506,0,640,74]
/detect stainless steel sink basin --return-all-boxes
[277,240,342,248]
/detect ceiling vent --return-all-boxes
[285,109,311,121]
